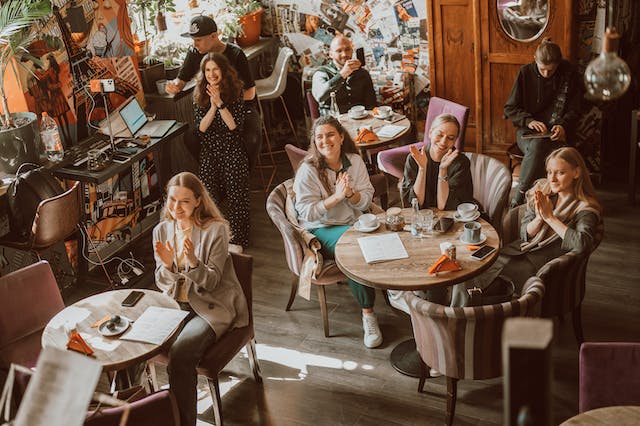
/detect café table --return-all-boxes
[338,111,411,169]
[41,289,182,388]
[334,208,500,377]
[560,406,640,425]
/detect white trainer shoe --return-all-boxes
[362,313,383,348]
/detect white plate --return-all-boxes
[348,111,368,120]
[460,232,487,245]
[353,221,380,233]
[373,113,392,120]
[98,317,130,337]
[453,211,481,223]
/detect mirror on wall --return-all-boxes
[498,0,549,41]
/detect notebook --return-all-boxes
[120,97,176,138]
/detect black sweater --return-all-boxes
[504,60,581,134]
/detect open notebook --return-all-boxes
[357,233,409,264]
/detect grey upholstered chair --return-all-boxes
[405,277,545,426]
[464,152,512,230]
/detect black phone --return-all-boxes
[434,217,454,233]
[470,246,496,261]
[121,290,144,307]
[356,47,365,65]
[112,153,130,163]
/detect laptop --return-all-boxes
[119,97,176,138]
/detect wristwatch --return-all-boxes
[218,103,227,110]
[438,175,449,182]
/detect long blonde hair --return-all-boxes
[161,172,229,230]
[528,147,602,214]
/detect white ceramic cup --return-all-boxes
[463,221,482,243]
[457,203,478,219]
[358,213,378,228]
[377,105,392,118]
[156,79,168,95]
[349,105,365,116]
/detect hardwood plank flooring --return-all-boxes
[80,159,639,425]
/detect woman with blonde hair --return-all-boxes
[451,147,602,306]
[153,171,248,426]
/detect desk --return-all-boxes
[335,209,500,376]
[339,111,411,169]
[41,289,181,372]
[560,406,640,425]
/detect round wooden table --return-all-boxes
[560,406,640,425]
[42,289,181,372]
[338,111,411,167]
[335,209,500,376]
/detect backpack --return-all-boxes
[6,164,64,242]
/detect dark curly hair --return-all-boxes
[305,115,357,195]
[194,53,243,108]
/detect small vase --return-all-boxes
[236,8,263,47]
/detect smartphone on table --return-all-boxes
[121,290,144,307]
[470,246,496,261]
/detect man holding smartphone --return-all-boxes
[312,35,377,114]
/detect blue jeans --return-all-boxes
[310,225,376,309]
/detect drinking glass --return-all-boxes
[420,210,434,235]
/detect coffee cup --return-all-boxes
[156,79,168,95]
[457,202,478,219]
[376,105,392,118]
[349,105,365,117]
[87,149,109,171]
[358,213,378,228]
[463,221,482,243]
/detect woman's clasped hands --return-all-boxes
[155,238,198,270]
[335,172,354,200]
[207,84,222,108]
[534,190,554,221]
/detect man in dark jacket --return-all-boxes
[504,39,581,206]
[312,35,376,114]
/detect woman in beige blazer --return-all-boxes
[153,171,248,426]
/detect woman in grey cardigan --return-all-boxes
[153,172,248,426]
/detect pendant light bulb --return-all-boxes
[584,27,631,101]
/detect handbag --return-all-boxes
[466,275,516,307]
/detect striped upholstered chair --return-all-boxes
[464,152,512,230]
[405,277,545,426]
[502,205,604,345]
[266,180,346,337]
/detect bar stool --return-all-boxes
[254,47,298,191]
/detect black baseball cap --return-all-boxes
[181,15,218,37]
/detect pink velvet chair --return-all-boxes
[376,97,470,181]
[84,390,180,426]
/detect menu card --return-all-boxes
[376,124,407,138]
[120,306,188,345]
[357,233,409,264]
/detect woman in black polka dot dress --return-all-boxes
[194,53,250,249]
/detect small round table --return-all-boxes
[42,289,181,373]
[560,406,640,425]
[335,209,500,376]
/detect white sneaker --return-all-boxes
[429,368,443,377]
[362,313,383,348]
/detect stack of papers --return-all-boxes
[121,306,189,344]
[357,233,409,264]
[376,125,407,138]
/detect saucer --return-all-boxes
[460,232,487,245]
[373,113,391,120]
[453,211,481,222]
[98,317,130,337]
[348,111,368,120]
[354,221,380,233]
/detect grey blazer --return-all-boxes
[153,220,249,336]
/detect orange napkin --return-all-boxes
[466,245,482,251]
[427,254,462,274]
[372,107,379,115]
[355,128,378,143]
[67,332,94,356]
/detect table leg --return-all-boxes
[390,338,423,378]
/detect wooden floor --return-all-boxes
[86,159,640,425]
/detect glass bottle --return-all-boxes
[40,112,64,162]
[410,198,422,238]
[329,91,340,118]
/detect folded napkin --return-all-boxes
[427,254,462,274]
[67,332,94,356]
[355,128,379,143]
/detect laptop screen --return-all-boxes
[120,98,147,136]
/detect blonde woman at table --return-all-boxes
[451,147,602,307]
[389,114,474,312]
[153,171,249,426]
[293,115,381,348]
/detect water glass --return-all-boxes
[422,210,434,233]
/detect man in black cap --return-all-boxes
[167,15,262,171]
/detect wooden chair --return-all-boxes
[266,180,346,337]
[405,277,545,426]
[284,143,388,210]
[150,253,261,426]
[502,205,604,344]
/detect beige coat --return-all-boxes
[153,220,249,336]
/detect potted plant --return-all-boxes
[217,0,263,47]
[0,0,51,173]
